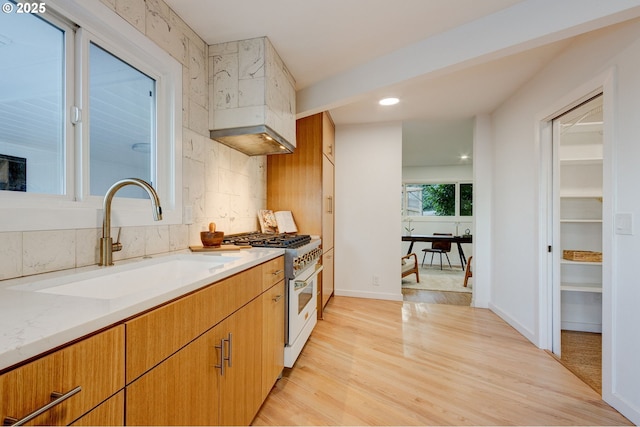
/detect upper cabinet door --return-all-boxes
[322,155,334,250]
[322,112,335,164]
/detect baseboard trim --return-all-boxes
[334,289,403,302]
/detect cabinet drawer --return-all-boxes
[0,326,124,426]
[262,256,285,291]
[126,265,263,383]
[71,390,124,426]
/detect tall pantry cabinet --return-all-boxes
[267,112,335,317]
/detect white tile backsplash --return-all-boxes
[0,0,267,283]
[113,226,146,261]
[0,232,22,280]
[23,230,76,275]
[76,228,101,267]
[145,225,171,255]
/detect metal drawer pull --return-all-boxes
[215,338,225,376]
[225,333,233,368]
[272,294,283,302]
[271,269,284,276]
[4,386,82,426]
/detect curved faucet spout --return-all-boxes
[100,178,163,266]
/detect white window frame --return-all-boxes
[0,0,182,232]
[402,181,473,220]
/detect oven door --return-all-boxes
[287,262,323,346]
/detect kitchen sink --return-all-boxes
[9,254,240,300]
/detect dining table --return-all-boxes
[402,234,472,270]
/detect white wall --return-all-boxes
[490,20,640,424]
[472,115,492,308]
[334,122,403,301]
[403,165,472,181]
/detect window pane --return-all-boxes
[405,185,423,216]
[460,183,473,216]
[89,42,155,198]
[423,184,455,216]
[0,10,65,194]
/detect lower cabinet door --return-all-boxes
[262,281,285,401]
[218,297,263,426]
[126,329,220,426]
[71,391,124,426]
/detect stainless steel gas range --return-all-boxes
[223,232,323,367]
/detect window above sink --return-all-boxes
[0,0,183,231]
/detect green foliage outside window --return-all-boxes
[460,183,473,216]
[404,183,473,216]
[423,184,455,216]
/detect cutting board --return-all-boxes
[189,245,252,252]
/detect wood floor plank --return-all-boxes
[253,297,631,426]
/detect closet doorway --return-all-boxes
[551,93,603,393]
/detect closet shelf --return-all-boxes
[561,259,602,266]
[559,158,602,166]
[561,283,602,293]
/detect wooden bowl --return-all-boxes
[200,231,224,247]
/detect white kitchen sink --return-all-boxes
[9,254,240,300]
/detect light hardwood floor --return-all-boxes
[253,296,630,426]
[402,288,472,305]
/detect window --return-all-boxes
[0,0,182,231]
[89,42,156,199]
[402,182,473,217]
[0,7,67,195]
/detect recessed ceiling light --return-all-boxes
[460,155,469,160]
[379,97,399,106]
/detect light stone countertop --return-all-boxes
[0,248,284,371]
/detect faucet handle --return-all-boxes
[112,227,123,253]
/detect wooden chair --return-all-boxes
[421,232,452,270]
[401,253,420,283]
[464,256,473,287]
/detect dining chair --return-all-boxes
[421,232,452,270]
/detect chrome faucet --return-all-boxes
[100,178,163,266]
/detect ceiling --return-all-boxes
[169,2,640,166]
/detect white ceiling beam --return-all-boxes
[296,0,640,118]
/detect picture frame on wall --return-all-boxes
[0,154,27,192]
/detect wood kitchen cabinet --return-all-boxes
[126,298,262,426]
[268,111,335,317]
[218,297,263,425]
[125,265,263,383]
[0,326,124,426]
[71,391,124,426]
[126,257,282,426]
[262,281,285,400]
[1,256,283,427]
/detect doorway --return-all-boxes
[551,94,603,393]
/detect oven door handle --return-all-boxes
[294,264,323,291]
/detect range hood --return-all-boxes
[209,37,296,156]
[210,124,294,156]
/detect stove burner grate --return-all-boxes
[223,232,311,249]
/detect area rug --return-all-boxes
[402,266,472,293]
